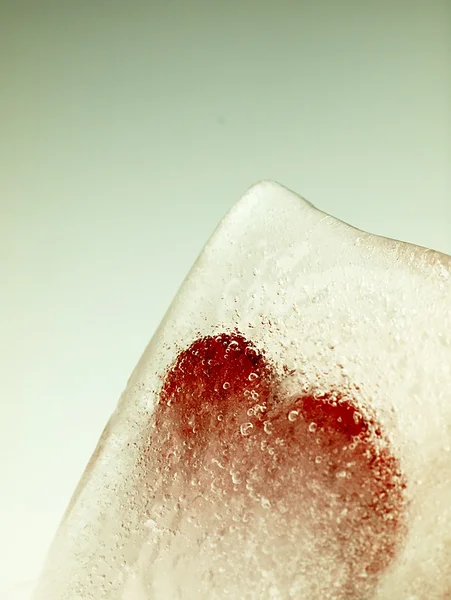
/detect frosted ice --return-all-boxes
[33,182,451,599]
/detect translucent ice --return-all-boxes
[33,182,451,599]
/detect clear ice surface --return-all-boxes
[33,182,451,600]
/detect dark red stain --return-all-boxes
[152,331,407,595]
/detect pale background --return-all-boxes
[1,0,450,595]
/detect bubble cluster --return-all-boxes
[154,332,407,598]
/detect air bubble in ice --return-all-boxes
[223,381,231,390]
[230,470,242,484]
[240,422,254,436]
[288,410,299,422]
[263,420,273,434]
[227,340,240,351]
[248,372,259,381]
[261,496,271,509]
[336,471,347,478]
[308,422,318,433]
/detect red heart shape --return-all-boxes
[147,332,406,598]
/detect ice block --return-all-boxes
[33,182,451,599]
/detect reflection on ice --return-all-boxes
[33,182,451,599]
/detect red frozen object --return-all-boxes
[152,332,406,597]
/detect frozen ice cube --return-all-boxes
[33,181,451,600]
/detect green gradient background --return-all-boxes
[1,0,450,593]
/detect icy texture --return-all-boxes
[33,182,451,599]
